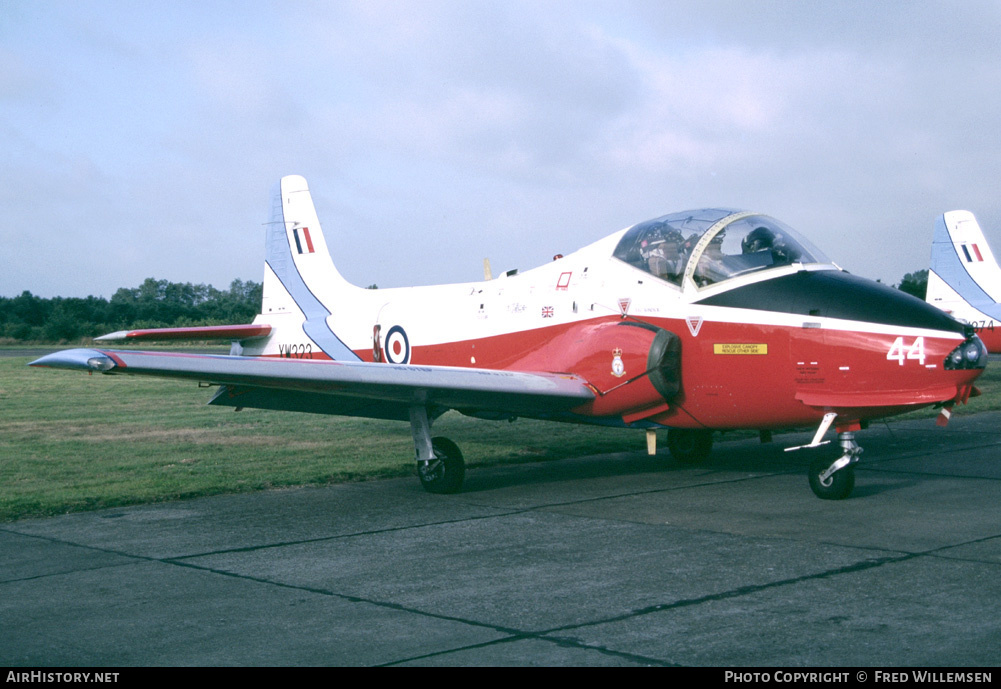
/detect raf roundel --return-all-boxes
[384,325,411,364]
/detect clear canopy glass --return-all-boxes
[612,210,831,288]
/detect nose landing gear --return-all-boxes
[808,430,861,500]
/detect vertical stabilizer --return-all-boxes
[927,210,1001,352]
[257,175,361,360]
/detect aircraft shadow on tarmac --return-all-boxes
[451,436,853,494]
[447,421,961,498]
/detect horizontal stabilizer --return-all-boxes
[94,324,272,342]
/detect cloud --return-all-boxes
[2,1,1001,298]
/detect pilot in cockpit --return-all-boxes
[640,228,669,277]
[742,226,800,266]
[742,226,776,254]
[660,230,685,283]
[641,227,687,283]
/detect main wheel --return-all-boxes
[418,437,466,494]
[667,428,713,464]
[808,457,855,500]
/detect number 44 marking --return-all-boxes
[887,336,925,366]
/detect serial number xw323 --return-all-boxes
[278,343,313,359]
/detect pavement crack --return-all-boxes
[376,632,679,667]
[536,551,918,637]
[159,542,920,667]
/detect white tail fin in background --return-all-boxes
[927,210,1001,352]
[258,175,361,360]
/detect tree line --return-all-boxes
[1,270,930,345]
[0,278,262,343]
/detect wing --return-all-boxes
[29,349,594,422]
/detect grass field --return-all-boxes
[3,352,998,522]
[1,354,649,521]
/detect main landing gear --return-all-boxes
[410,405,465,494]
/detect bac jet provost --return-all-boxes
[32,176,988,499]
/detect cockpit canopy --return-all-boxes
[612,209,831,288]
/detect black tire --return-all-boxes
[418,437,466,494]
[808,457,855,500]
[667,428,713,464]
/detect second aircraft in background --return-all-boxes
[926,210,1001,353]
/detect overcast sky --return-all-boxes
[3,0,1001,299]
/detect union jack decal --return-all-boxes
[961,243,984,263]
[292,227,316,255]
[541,306,554,318]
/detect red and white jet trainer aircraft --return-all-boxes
[32,176,988,499]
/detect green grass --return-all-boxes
[1,356,647,521]
[3,354,999,522]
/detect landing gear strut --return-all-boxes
[808,430,860,500]
[410,405,465,494]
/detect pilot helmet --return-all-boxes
[771,237,795,263]
[742,226,775,253]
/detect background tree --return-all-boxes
[1,279,262,343]
[896,269,928,300]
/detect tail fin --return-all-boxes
[927,210,1001,352]
[258,175,361,360]
[927,211,1001,309]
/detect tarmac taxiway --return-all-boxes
[2,410,1000,666]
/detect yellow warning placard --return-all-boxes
[713,343,768,355]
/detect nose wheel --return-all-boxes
[807,431,860,500]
